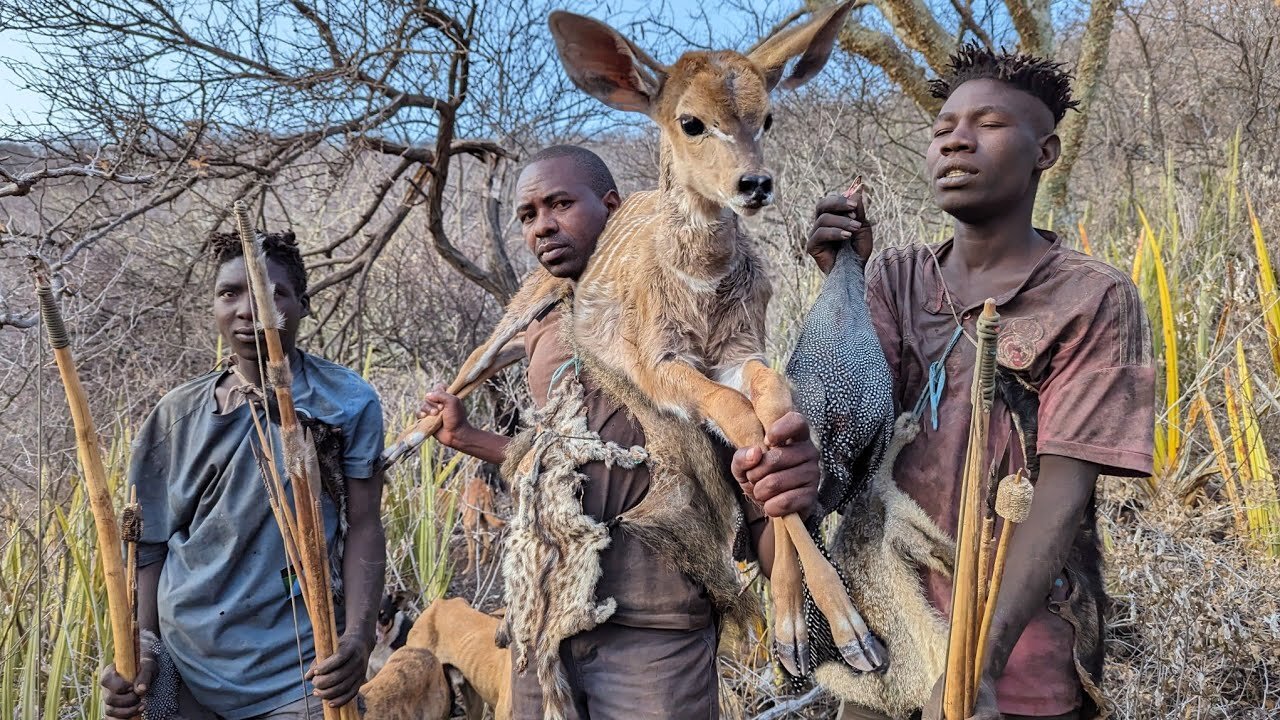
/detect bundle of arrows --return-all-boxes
[231,200,356,720]
[940,300,1037,719]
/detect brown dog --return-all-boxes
[408,597,512,720]
[360,646,451,720]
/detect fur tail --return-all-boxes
[537,653,572,720]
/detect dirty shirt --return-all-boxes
[131,352,384,720]
[865,233,1154,715]
[524,308,728,630]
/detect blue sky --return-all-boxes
[0,35,48,120]
[1,0,1080,126]
[0,0,722,122]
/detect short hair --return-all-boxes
[209,230,308,300]
[929,43,1079,126]
[523,145,618,198]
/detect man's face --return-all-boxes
[515,157,618,279]
[214,255,306,362]
[925,78,1059,224]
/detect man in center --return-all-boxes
[420,144,821,719]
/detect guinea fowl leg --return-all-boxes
[771,517,809,677]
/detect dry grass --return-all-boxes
[1102,491,1280,719]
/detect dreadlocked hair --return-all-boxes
[929,42,1079,126]
[209,230,308,300]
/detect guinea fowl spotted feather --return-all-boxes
[786,244,895,519]
[784,239,897,685]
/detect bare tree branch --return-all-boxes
[0,312,39,330]
[1040,0,1122,212]
[872,0,956,72]
[0,164,157,199]
[1005,0,1055,56]
[842,20,942,114]
[950,0,994,48]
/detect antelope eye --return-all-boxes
[763,113,773,132]
[679,115,705,137]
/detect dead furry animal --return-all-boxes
[409,598,513,720]
[360,646,451,720]
[369,591,417,680]
[814,414,955,718]
[496,369,645,719]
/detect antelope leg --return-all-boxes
[742,359,794,430]
[781,513,886,672]
[650,360,765,448]
[771,515,809,677]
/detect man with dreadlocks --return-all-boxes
[100,231,387,720]
[808,45,1154,719]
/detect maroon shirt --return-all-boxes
[865,233,1154,715]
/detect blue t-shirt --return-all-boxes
[130,353,383,719]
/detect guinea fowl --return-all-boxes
[784,182,896,679]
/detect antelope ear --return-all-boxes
[748,1,856,92]
[548,11,666,114]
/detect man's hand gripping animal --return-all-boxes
[383,0,889,681]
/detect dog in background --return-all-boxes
[460,467,506,574]
[361,644,451,720]
[408,597,512,720]
[368,591,416,680]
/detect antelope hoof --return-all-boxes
[773,610,810,678]
[801,561,887,673]
[837,632,889,674]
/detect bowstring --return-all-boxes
[35,284,44,707]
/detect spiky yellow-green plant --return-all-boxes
[1247,193,1280,377]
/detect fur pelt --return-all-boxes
[814,414,955,719]
[495,311,759,720]
[300,415,348,603]
[573,336,758,631]
[497,369,648,720]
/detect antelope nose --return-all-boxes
[738,174,773,198]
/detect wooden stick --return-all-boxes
[943,299,1000,720]
[233,202,356,720]
[380,340,526,468]
[974,472,1034,691]
[972,464,1001,674]
[122,487,142,673]
[32,261,138,714]
[247,404,314,620]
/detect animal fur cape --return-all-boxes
[496,305,757,720]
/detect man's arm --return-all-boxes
[983,455,1097,679]
[419,385,510,465]
[308,469,386,708]
[923,455,1098,720]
